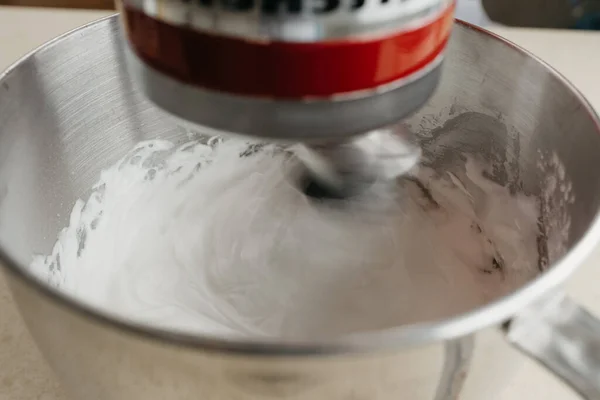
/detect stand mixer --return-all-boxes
[4,4,600,399]
[116,0,599,197]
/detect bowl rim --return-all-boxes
[2,15,600,356]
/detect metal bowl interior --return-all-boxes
[0,16,600,352]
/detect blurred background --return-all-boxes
[0,0,597,29]
[0,0,113,8]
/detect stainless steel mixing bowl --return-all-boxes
[2,15,600,400]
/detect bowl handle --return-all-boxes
[505,292,600,399]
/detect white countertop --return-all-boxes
[0,6,599,400]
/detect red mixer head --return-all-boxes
[118,0,455,142]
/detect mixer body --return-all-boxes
[118,0,455,141]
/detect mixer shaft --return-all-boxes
[294,127,421,198]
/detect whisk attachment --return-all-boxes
[293,127,422,200]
